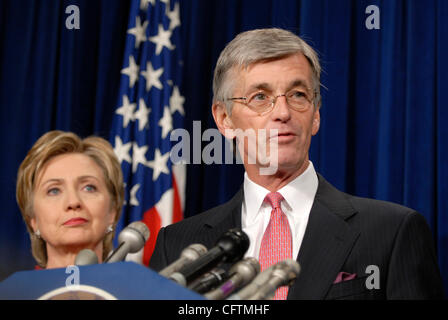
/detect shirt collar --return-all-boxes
[243,161,318,219]
[277,161,318,214]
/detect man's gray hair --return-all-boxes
[212,28,321,114]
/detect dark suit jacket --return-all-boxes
[150,174,445,299]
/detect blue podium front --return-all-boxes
[0,262,204,300]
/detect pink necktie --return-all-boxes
[259,192,292,300]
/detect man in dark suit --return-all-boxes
[150,28,444,299]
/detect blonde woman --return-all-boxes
[16,131,124,269]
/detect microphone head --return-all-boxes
[181,243,208,260]
[75,249,98,266]
[229,257,260,282]
[215,228,250,263]
[118,221,150,253]
[188,267,228,294]
[277,259,300,274]
[272,259,301,285]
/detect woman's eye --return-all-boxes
[84,185,97,192]
[47,188,60,195]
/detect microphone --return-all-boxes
[169,228,249,286]
[75,249,98,265]
[248,259,300,300]
[188,267,228,294]
[227,259,300,300]
[204,257,260,300]
[159,244,208,278]
[104,221,150,263]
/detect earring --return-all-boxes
[106,225,114,234]
[34,229,41,239]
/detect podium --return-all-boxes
[0,262,204,300]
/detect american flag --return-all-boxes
[110,0,185,266]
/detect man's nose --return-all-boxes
[271,94,291,121]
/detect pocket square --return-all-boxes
[333,272,357,284]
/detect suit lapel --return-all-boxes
[197,175,360,300]
[288,175,360,299]
[200,188,243,245]
[193,188,244,271]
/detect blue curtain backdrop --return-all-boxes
[0,0,446,294]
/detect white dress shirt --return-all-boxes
[241,161,319,260]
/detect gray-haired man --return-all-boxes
[150,28,444,299]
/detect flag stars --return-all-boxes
[113,136,132,164]
[121,55,140,88]
[132,143,149,173]
[140,0,156,11]
[129,184,141,206]
[128,16,148,49]
[135,98,152,131]
[166,2,181,30]
[158,106,173,139]
[149,24,175,55]
[146,148,170,181]
[112,1,185,265]
[116,95,136,128]
[169,86,185,115]
[141,61,164,92]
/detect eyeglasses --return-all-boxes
[227,88,315,115]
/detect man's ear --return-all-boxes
[212,102,235,139]
[312,109,320,136]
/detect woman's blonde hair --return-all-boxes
[16,131,124,268]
